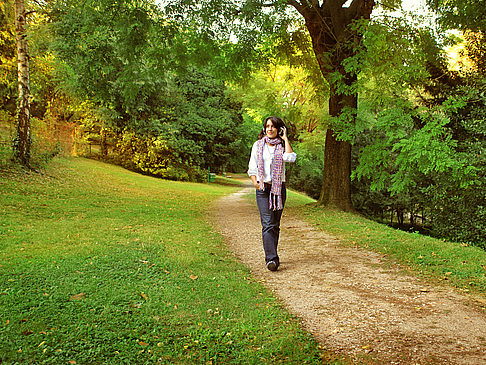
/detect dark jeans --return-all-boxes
[255,183,286,266]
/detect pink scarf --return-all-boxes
[257,136,284,210]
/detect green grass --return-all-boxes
[292,204,486,297]
[0,158,325,364]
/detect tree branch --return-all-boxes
[329,0,347,8]
[287,0,301,10]
[31,0,46,8]
[348,0,360,15]
[288,0,308,16]
[374,1,398,11]
[348,0,374,19]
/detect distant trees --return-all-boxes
[110,68,247,180]
[50,0,249,179]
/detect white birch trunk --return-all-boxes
[13,0,31,165]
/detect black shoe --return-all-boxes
[266,260,277,271]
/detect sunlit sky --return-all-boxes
[373,0,432,17]
[401,0,427,11]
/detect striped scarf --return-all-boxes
[257,136,284,211]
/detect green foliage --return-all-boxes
[422,80,486,245]
[348,14,486,247]
[231,64,328,137]
[164,0,309,83]
[72,67,249,179]
[427,0,486,32]
[289,131,325,200]
[0,157,323,364]
[112,129,206,182]
[168,68,248,173]
[51,0,180,133]
[0,0,16,116]
[51,1,250,178]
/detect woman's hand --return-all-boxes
[250,175,260,190]
[281,126,294,153]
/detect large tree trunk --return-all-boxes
[318,79,357,210]
[290,0,374,211]
[13,0,31,166]
[320,127,352,209]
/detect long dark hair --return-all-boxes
[258,116,286,140]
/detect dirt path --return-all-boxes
[210,186,486,364]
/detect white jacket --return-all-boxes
[247,140,297,183]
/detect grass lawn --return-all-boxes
[0,158,324,364]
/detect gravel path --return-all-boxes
[210,186,486,364]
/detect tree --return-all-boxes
[343,7,486,246]
[13,0,31,166]
[51,0,182,135]
[289,0,374,210]
[170,68,247,173]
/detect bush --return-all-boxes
[288,131,324,200]
[111,130,206,182]
[424,178,486,247]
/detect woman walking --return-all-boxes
[247,116,297,271]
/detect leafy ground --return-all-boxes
[0,158,323,364]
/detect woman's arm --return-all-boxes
[247,141,260,189]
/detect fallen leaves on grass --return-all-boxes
[189,275,198,280]
[69,293,87,301]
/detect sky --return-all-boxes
[372,0,435,25]
[401,0,427,11]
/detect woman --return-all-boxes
[247,116,297,271]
